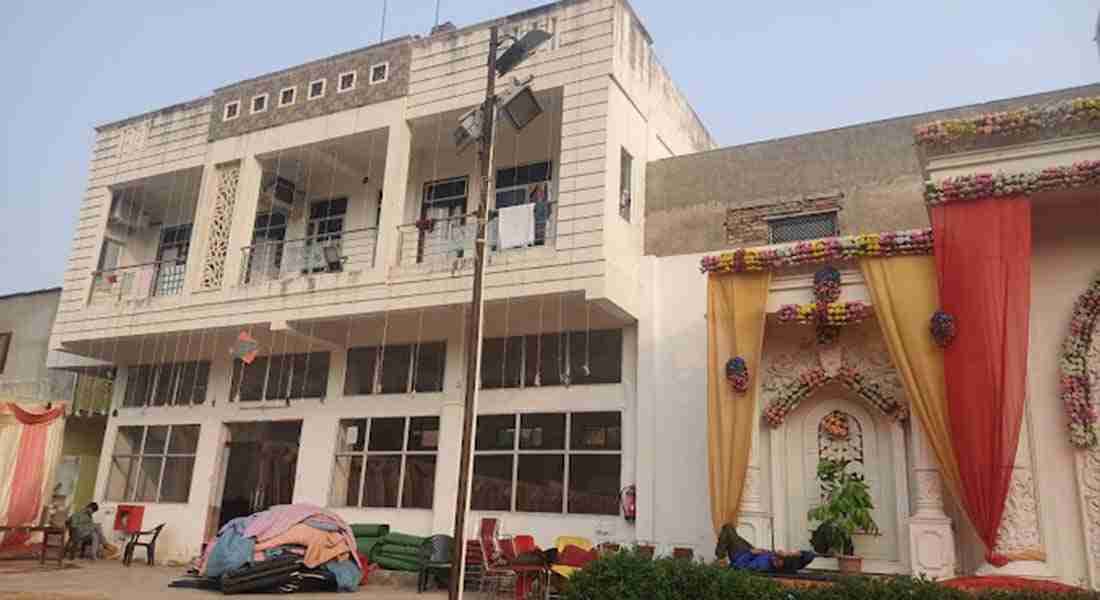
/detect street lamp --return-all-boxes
[449,24,551,600]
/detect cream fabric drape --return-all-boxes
[707,272,771,535]
[859,256,965,507]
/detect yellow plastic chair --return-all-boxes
[550,536,593,579]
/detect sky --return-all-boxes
[0,1,1096,296]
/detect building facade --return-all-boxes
[48,0,714,562]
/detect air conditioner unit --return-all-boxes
[258,176,297,214]
[107,195,149,229]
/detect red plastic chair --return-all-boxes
[477,518,514,598]
[513,535,537,555]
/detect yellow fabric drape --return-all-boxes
[859,256,965,507]
[707,272,771,535]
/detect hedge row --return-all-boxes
[561,550,1099,600]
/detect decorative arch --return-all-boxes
[1062,274,1100,449]
[763,365,908,427]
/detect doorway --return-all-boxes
[217,421,302,528]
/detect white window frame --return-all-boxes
[472,411,623,515]
[106,424,200,504]
[337,70,357,93]
[278,86,297,107]
[331,416,439,509]
[222,100,241,121]
[250,93,269,115]
[369,62,390,85]
[308,79,327,100]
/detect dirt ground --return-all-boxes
[0,560,448,600]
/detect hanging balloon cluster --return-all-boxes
[930,310,957,348]
[725,356,750,394]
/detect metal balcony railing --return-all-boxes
[0,371,112,415]
[89,259,188,305]
[395,202,557,269]
[239,227,378,285]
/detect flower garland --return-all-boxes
[699,229,933,274]
[1061,274,1100,449]
[813,266,842,303]
[763,365,907,427]
[930,310,957,348]
[924,160,1100,206]
[821,411,851,441]
[776,301,872,326]
[725,357,750,394]
[916,97,1100,153]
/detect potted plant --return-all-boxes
[808,457,879,574]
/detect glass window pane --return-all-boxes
[414,342,446,393]
[524,334,562,387]
[265,354,291,400]
[168,425,200,454]
[135,457,164,502]
[331,455,364,507]
[570,330,622,385]
[362,455,401,508]
[177,362,210,405]
[291,352,329,398]
[471,455,513,511]
[481,337,522,389]
[106,456,133,501]
[123,365,153,407]
[114,426,144,455]
[160,457,194,502]
[402,455,436,509]
[233,357,268,402]
[338,419,368,452]
[519,413,566,450]
[150,364,177,406]
[344,347,377,395]
[143,426,169,454]
[516,455,564,513]
[568,454,621,515]
[368,418,405,452]
[571,412,622,450]
[380,345,412,394]
[476,415,515,451]
[407,417,440,452]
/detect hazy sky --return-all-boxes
[0,1,1096,295]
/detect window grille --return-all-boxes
[768,212,838,243]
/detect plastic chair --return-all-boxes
[550,536,593,579]
[123,523,164,566]
[477,518,515,599]
[417,534,453,593]
[513,535,537,555]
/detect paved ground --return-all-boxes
[0,561,448,600]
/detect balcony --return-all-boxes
[89,259,189,305]
[239,227,378,285]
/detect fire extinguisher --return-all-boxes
[620,485,636,523]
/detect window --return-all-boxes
[344,342,446,395]
[471,412,621,514]
[337,71,357,93]
[306,198,347,272]
[308,79,326,100]
[619,148,633,221]
[251,93,269,114]
[767,211,839,243]
[97,238,124,272]
[331,416,439,509]
[154,224,192,296]
[279,86,297,107]
[369,62,389,85]
[106,424,200,503]
[231,352,330,401]
[0,332,10,374]
[480,329,622,388]
[122,361,211,407]
[246,212,288,282]
[495,161,553,247]
[223,100,240,121]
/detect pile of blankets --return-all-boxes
[351,524,427,572]
[196,504,363,593]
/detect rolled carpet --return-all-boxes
[373,555,421,572]
[351,524,390,538]
[356,537,383,557]
[381,532,426,547]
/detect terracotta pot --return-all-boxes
[637,545,655,559]
[672,547,694,560]
[838,555,862,575]
[600,543,621,555]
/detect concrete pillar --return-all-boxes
[432,400,465,535]
[221,154,264,290]
[374,118,413,273]
[907,417,956,579]
[293,415,339,507]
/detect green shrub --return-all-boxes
[562,551,1100,600]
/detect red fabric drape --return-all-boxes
[6,402,64,425]
[931,196,1031,567]
[0,418,53,548]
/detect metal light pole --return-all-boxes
[449,24,499,600]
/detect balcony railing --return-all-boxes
[239,227,378,285]
[396,202,557,269]
[0,371,112,415]
[89,259,188,305]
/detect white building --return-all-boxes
[49,0,714,563]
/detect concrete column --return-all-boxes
[189,417,227,549]
[431,400,465,535]
[293,415,339,507]
[633,257,658,546]
[221,155,264,290]
[374,118,413,274]
[908,417,956,579]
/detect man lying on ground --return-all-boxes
[715,524,815,574]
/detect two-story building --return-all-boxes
[48,0,715,561]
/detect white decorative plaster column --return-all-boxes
[1076,446,1100,589]
[738,420,772,550]
[907,418,956,579]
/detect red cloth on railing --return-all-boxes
[931,196,1031,566]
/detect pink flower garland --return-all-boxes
[916,97,1100,154]
[775,301,872,326]
[700,230,933,274]
[924,161,1100,206]
[1061,274,1100,449]
[763,365,907,427]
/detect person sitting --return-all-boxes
[67,503,117,559]
[715,524,814,574]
